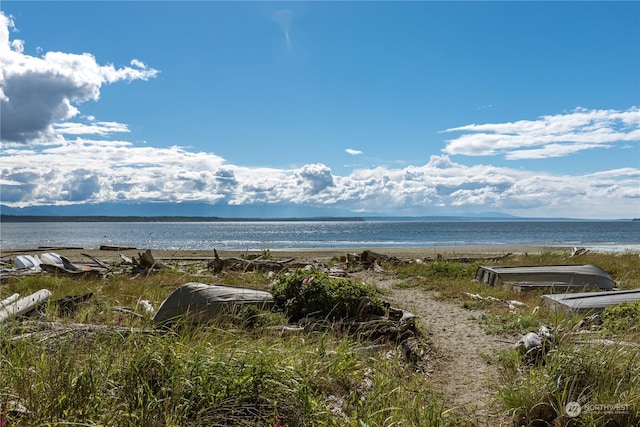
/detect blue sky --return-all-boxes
[1,1,639,218]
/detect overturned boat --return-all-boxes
[475,264,616,291]
[153,282,274,326]
[542,289,640,313]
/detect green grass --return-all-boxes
[1,249,639,426]
[0,321,451,426]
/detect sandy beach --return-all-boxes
[0,244,568,265]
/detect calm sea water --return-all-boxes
[1,221,639,252]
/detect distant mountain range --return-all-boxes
[0,202,352,219]
[1,202,629,221]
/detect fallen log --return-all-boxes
[207,248,296,273]
[0,289,52,323]
[100,245,137,251]
[360,250,390,264]
[8,320,155,345]
[1,293,20,309]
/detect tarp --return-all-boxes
[153,282,274,325]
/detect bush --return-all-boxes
[600,301,640,335]
[272,268,385,321]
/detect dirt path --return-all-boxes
[362,274,512,425]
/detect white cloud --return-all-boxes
[1,137,639,217]
[273,9,294,52]
[54,121,130,136]
[0,12,158,143]
[1,12,637,219]
[295,163,336,195]
[442,107,640,159]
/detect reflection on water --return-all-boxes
[1,220,639,251]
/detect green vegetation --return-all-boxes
[1,250,639,425]
[271,268,385,321]
[600,301,640,336]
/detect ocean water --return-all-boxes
[1,220,639,252]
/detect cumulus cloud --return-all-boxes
[295,163,336,195]
[1,11,637,219]
[442,107,640,159]
[1,137,639,218]
[0,12,158,143]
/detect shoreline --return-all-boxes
[0,245,574,264]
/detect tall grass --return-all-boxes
[0,261,449,426]
[494,341,640,426]
[1,250,639,425]
[0,322,452,426]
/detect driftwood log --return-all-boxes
[207,249,298,273]
[134,249,171,270]
[7,320,155,348]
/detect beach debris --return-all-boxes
[13,255,42,271]
[340,249,515,271]
[0,289,52,323]
[575,312,601,330]
[265,324,305,336]
[81,252,111,269]
[462,292,525,310]
[113,306,145,319]
[116,249,171,274]
[6,320,155,346]
[153,282,275,326]
[515,325,554,365]
[342,250,400,266]
[570,247,590,257]
[37,252,103,277]
[1,293,21,309]
[207,248,297,273]
[100,244,137,251]
[138,299,154,313]
[0,255,44,282]
[54,292,94,316]
[370,261,385,273]
[134,249,171,270]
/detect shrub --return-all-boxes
[600,301,640,336]
[272,268,385,321]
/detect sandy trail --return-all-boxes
[357,272,513,425]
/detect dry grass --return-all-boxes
[1,248,639,426]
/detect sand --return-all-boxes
[0,244,565,265]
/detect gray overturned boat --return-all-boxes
[475,264,616,291]
[153,282,274,326]
[542,289,640,313]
